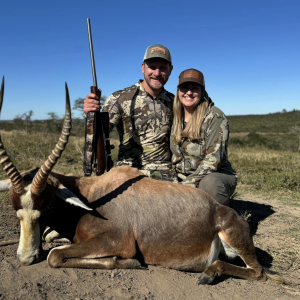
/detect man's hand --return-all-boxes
[83,90,101,115]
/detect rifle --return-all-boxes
[83,18,113,176]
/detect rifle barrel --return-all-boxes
[87,18,97,88]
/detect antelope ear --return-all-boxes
[0,179,11,192]
[56,184,93,211]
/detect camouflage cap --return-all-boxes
[143,44,172,63]
[178,68,205,87]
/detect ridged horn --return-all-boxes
[31,83,72,195]
[0,76,25,194]
[0,76,4,115]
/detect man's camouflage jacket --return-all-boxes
[103,80,174,171]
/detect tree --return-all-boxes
[47,112,59,121]
[13,114,24,130]
[73,95,107,118]
[13,110,34,134]
[46,112,61,132]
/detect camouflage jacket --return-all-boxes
[103,80,174,170]
[170,98,236,187]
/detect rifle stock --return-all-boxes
[90,86,106,176]
[101,110,114,172]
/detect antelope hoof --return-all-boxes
[130,259,145,269]
[135,265,147,270]
[197,273,214,285]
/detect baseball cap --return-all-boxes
[143,44,172,63]
[178,68,205,87]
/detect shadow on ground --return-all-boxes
[231,198,275,269]
[231,198,275,235]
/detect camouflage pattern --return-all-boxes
[170,99,236,187]
[139,169,178,182]
[103,80,174,172]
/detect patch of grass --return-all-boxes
[0,130,120,179]
[0,127,299,204]
[229,147,300,203]
[0,131,82,177]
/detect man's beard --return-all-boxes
[144,76,165,91]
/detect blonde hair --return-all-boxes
[172,88,208,144]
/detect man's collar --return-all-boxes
[136,80,171,101]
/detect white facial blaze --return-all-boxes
[16,187,41,265]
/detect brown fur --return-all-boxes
[10,166,277,284]
[9,189,23,211]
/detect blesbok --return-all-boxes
[0,77,284,285]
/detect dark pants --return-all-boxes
[197,172,237,206]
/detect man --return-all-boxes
[83,44,175,180]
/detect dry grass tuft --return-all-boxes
[230,147,300,202]
[240,210,252,222]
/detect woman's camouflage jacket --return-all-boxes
[170,97,236,187]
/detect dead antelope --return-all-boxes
[0,77,284,285]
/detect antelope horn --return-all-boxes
[31,83,72,195]
[0,76,4,115]
[0,76,25,194]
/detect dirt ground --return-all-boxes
[0,192,299,300]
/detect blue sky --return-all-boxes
[0,0,299,119]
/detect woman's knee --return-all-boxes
[198,174,230,206]
[198,175,220,196]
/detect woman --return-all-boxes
[170,68,237,206]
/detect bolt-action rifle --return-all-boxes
[83,18,113,176]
